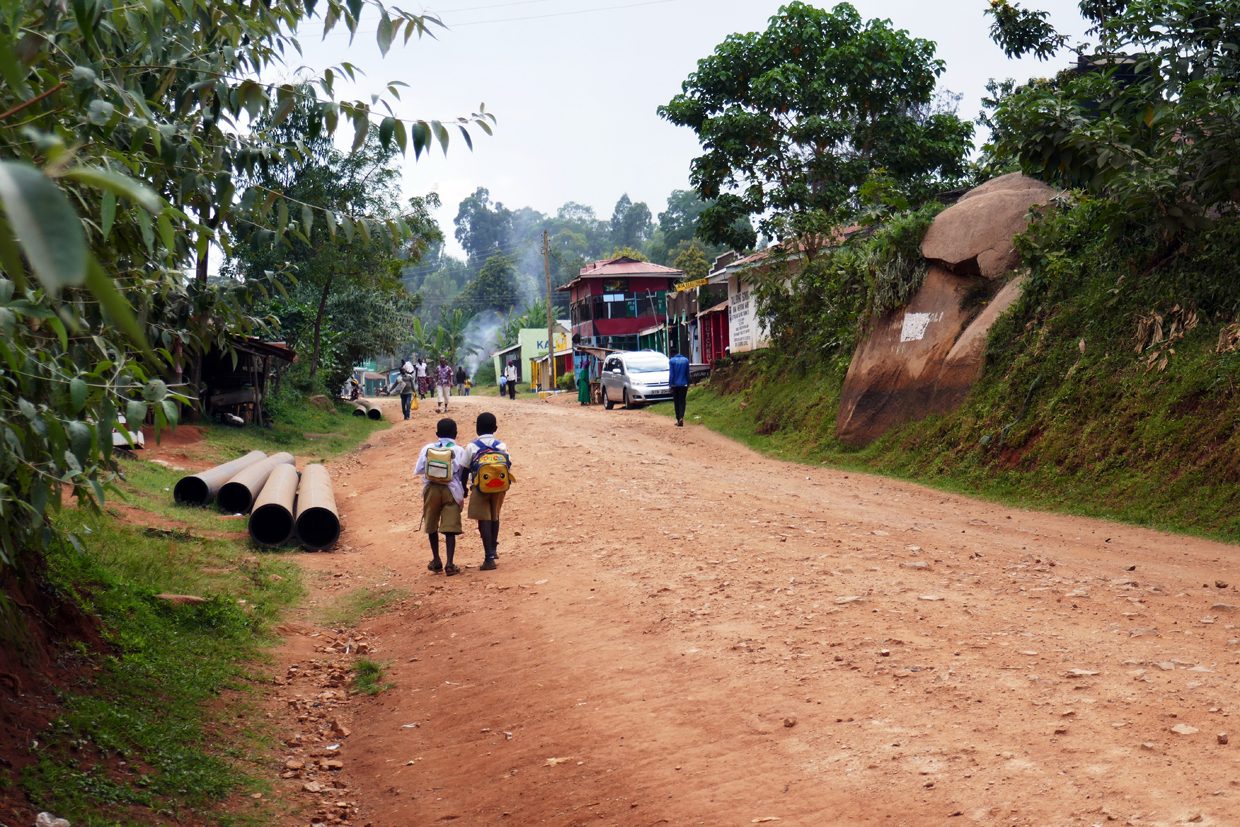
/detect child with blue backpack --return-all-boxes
[461,411,513,570]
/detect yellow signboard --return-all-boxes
[673,277,709,293]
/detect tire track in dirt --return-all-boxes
[268,394,1240,826]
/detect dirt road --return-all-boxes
[271,394,1240,826]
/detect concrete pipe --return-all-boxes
[217,452,295,514]
[248,463,300,547]
[295,464,340,551]
[173,450,267,506]
[355,399,382,421]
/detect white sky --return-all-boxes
[295,0,1090,256]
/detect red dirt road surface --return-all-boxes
[270,394,1240,826]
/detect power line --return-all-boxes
[449,0,684,27]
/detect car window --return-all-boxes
[624,354,669,373]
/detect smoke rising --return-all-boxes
[463,310,505,377]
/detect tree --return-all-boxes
[455,188,513,269]
[609,194,653,249]
[983,0,1240,227]
[0,0,491,583]
[672,240,711,281]
[659,1,973,249]
[456,253,519,315]
[607,246,650,262]
[227,108,440,384]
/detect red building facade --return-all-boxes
[558,257,683,352]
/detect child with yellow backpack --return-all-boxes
[415,418,467,576]
[462,412,513,570]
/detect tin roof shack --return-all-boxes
[200,339,295,426]
[667,276,729,363]
[491,322,572,389]
[559,257,683,352]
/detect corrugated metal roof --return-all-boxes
[557,256,683,291]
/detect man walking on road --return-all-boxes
[669,347,690,426]
[504,361,517,400]
[392,368,417,420]
[436,357,454,413]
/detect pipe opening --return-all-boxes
[296,507,341,551]
[173,476,210,506]
[367,407,381,420]
[218,482,254,515]
[249,503,295,547]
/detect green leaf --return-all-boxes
[393,118,408,153]
[379,116,396,150]
[87,99,114,126]
[125,399,147,429]
[161,399,179,426]
[70,377,87,412]
[412,122,431,158]
[84,259,151,354]
[431,120,450,153]
[63,166,163,213]
[301,203,314,234]
[100,190,116,238]
[325,209,337,239]
[0,38,31,97]
[142,379,168,402]
[0,161,88,291]
[377,13,394,55]
[458,125,473,151]
[346,0,363,25]
[67,420,92,463]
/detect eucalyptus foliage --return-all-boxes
[659,1,973,250]
[0,0,492,571]
[984,0,1240,228]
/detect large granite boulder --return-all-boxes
[836,266,986,446]
[921,173,1055,278]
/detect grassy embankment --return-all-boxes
[19,400,386,826]
[655,202,1240,543]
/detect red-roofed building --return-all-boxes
[558,256,684,352]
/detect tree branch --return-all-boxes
[0,82,66,121]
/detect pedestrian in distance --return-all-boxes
[669,346,690,426]
[574,350,591,406]
[504,360,517,400]
[463,378,472,396]
[392,369,417,420]
[462,411,513,570]
[415,356,430,399]
[436,357,454,413]
[415,418,468,576]
[455,364,467,395]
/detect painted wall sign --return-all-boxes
[900,311,944,343]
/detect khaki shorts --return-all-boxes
[467,488,505,521]
[423,484,462,534]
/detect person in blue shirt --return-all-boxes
[668,347,691,426]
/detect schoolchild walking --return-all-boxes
[462,412,513,570]
[415,418,468,576]
[504,361,517,400]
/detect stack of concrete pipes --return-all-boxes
[352,399,382,420]
[173,452,340,550]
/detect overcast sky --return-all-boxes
[296,0,1089,255]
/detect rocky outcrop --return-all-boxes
[921,173,1055,278]
[836,174,1054,446]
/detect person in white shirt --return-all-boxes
[415,357,429,399]
[503,361,517,400]
[413,418,468,575]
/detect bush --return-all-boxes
[557,372,575,391]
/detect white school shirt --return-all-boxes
[413,439,467,505]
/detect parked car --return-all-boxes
[600,351,671,409]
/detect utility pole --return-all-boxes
[543,229,556,392]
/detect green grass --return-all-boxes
[22,507,302,825]
[650,203,1240,544]
[655,342,1240,544]
[15,393,388,825]
[351,659,393,696]
[319,586,411,628]
[198,397,388,464]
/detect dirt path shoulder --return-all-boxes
[267,393,1240,827]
